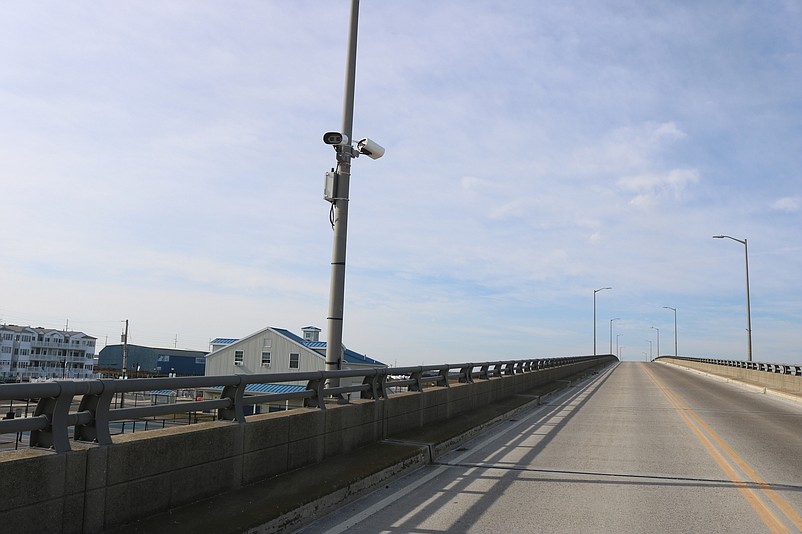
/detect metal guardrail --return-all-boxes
[0,355,604,453]
[657,356,802,376]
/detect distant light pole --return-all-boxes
[610,318,621,355]
[651,326,660,359]
[713,235,753,361]
[646,340,652,361]
[616,333,623,358]
[663,306,677,357]
[593,287,612,355]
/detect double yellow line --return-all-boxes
[643,365,802,533]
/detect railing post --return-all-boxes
[304,377,326,409]
[218,383,246,422]
[479,364,490,380]
[409,369,423,392]
[438,367,450,388]
[76,381,115,445]
[460,365,475,383]
[361,374,379,399]
[30,381,77,452]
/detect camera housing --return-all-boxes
[356,138,385,160]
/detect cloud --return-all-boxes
[771,196,800,212]
[618,168,700,208]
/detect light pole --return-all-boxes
[593,287,612,355]
[616,333,623,358]
[651,326,660,359]
[610,318,621,355]
[713,235,753,361]
[663,306,677,357]
[646,340,652,361]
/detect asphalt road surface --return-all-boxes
[298,361,802,533]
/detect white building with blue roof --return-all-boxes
[204,326,385,383]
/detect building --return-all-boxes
[0,324,96,381]
[205,326,385,381]
[97,345,207,377]
[202,326,385,413]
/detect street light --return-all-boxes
[712,235,753,361]
[323,0,385,390]
[610,318,621,355]
[651,326,660,359]
[663,306,677,357]
[646,340,652,360]
[616,333,623,358]
[593,287,612,355]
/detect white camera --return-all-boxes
[357,137,385,160]
[323,131,349,146]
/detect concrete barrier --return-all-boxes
[660,357,802,397]
[0,356,614,533]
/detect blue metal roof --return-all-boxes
[211,338,238,345]
[206,383,305,394]
[244,383,305,394]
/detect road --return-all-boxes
[298,361,802,533]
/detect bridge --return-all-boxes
[2,356,802,533]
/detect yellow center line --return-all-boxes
[642,365,793,533]
[659,373,802,531]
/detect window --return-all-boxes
[261,351,271,367]
[263,337,272,348]
[234,350,244,365]
[289,353,300,369]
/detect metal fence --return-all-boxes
[0,356,604,454]
[657,356,802,376]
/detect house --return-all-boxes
[0,324,96,381]
[202,325,385,413]
[204,325,385,381]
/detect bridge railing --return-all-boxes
[0,355,603,453]
[656,356,802,376]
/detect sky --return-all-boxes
[1,1,801,366]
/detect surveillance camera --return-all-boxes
[323,132,349,146]
[356,137,385,160]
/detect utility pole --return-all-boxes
[325,0,360,389]
[121,320,129,408]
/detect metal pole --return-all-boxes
[593,287,611,356]
[663,306,677,357]
[121,319,129,408]
[651,326,659,359]
[744,239,753,362]
[713,235,753,361]
[326,0,360,387]
[610,318,620,355]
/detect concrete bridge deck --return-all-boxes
[108,361,802,533]
[298,361,802,533]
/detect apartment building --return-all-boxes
[0,324,96,381]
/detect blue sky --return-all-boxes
[1,1,800,365]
